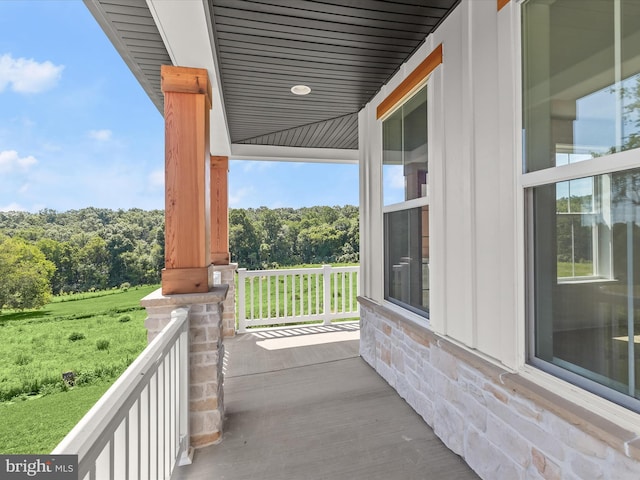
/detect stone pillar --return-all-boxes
[141,286,228,448]
[211,263,238,337]
[161,65,213,295]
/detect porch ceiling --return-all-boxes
[86,0,458,151]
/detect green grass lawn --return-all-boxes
[2,285,158,322]
[0,285,158,453]
[0,382,112,454]
[557,261,594,278]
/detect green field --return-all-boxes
[557,261,594,278]
[0,382,113,454]
[0,285,158,453]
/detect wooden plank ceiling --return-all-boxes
[88,0,459,150]
[85,0,171,112]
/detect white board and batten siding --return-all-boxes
[359,0,521,370]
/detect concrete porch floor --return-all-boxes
[174,322,479,480]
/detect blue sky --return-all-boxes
[0,1,359,213]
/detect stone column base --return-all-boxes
[141,286,228,449]
[211,263,238,337]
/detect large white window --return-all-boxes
[382,85,429,316]
[523,0,640,410]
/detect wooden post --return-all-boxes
[161,65,212,295]
[210,155,230,265]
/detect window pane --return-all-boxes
[383,85,427,204]
[383,107,404,205]
[403,88,428,200]
[523,0,640,172]
[533,169,640,402]
[556,178,595,278]
[384,206,429,315]
[622,2,640,152]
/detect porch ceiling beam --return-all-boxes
[230,144,359,164]
[147,0,231,157]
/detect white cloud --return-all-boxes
[387,166,405,189]
[0,53,64,94]
[239,160,272,173]
[88,129,112,141]
[0,202,26,212]
[229,187,253,207]
[382,166,405,205]
[148,169,164,188]
[0,150,37,173]
[18,183,29,193]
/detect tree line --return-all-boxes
[0,205,358,309]
[230,205,359,268]
[0,208,165,310]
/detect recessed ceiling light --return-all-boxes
[291,84,311,95]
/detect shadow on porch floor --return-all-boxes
[174,322,479,480]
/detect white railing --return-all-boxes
[237,265,359,332]
[53,308,191,480]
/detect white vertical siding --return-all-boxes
[440,4,476,346]
[496,1,523,370]
[468,0,508,360]
[358,106,384,302]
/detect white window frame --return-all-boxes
[379,79,433,321]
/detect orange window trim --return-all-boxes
[376,43,443,120]
[498,0,510,11]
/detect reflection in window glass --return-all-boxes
[622,0,640,152]
[523,0,640,172]
[383,86,428,205]
[384,207,429,315]
[383,106,404,205]
[533,169,640,405]
[556,178,595,278]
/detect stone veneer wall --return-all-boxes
[211,264,237,337]
[359,297,640,480]
[142,286,228,449]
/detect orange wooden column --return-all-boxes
[161,65,212,295]
[210,155,230,265]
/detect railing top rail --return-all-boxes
[239,267,323,276]
[238,265,359,277]
[52,307,189,458]
[323,266,359,272]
